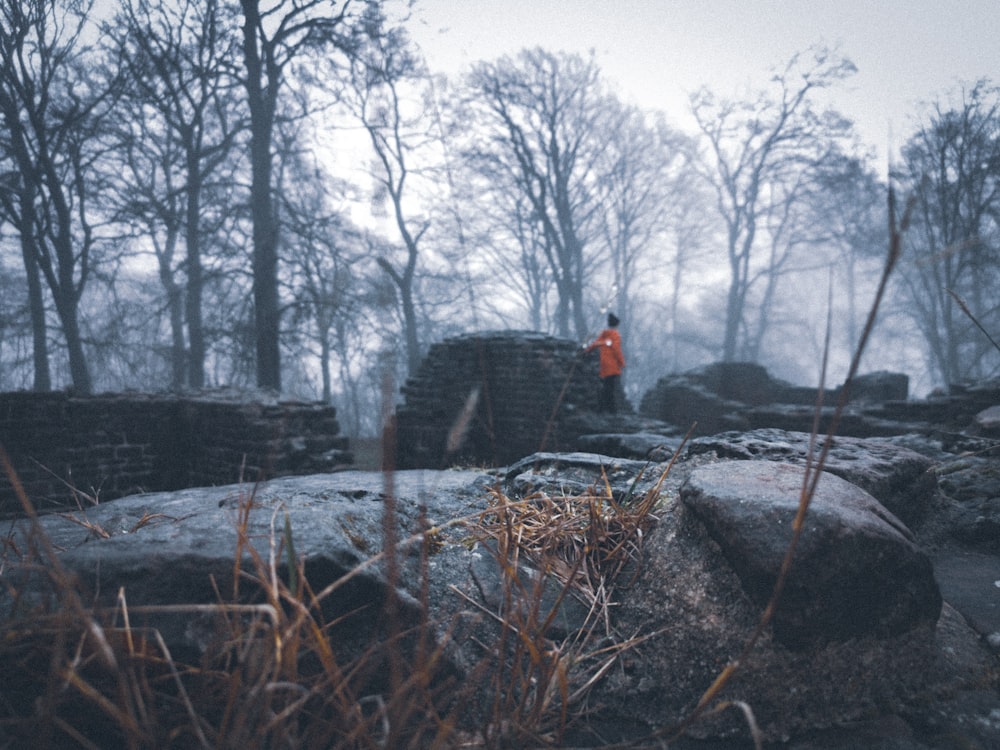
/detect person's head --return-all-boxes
[607,312,619,328]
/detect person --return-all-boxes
[584,313,625,414]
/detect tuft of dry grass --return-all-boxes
[455,457,675,746]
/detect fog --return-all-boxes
[0,0,997,436]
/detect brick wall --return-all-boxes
[395,331,601,468]
[0,391,349,514]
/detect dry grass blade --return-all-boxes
[707,700,763,750]
[948,287,1000,354]
[55,511,110,539]
[446,386,481,454]
[666,187,916,744]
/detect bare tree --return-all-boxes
[896,80,1000,384]
[475,189,556,331]
[741,166,830,362]
[0,0,120,393]
[463,48,613,340]
[660,166,716,368]
[595,105,691,347]
[106,0,246,390]
[690,46,856,362]
[277,127,366,403]
[343,19,435,376]
[618,134,715,394]
[238,0,361,390]
[0,229,37,389]
[445,84,555,331]
[0,148,49,390]
[809,150,887,356]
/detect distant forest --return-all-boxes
[1,0,998,435]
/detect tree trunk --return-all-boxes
[169,285,186,390]
[722,265,742,362]
[240,0,281,391]
[185,151,206,389]
[250,149,281,392]
[49,197,92,395]
[320,333,332,403]
[52,291,91,394]
[400,278,421,376]
[185,248,205,389]
[16,186,51,391]
[23,233,51,392]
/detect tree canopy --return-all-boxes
[0,3,996,427]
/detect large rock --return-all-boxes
[933,450,1000,552]
[975,404,1000,437]
[687,428,938,527]
[638,379,750,436]
[3,471,497,666]
[849,369,910,402]
[637,362,947,438]
[589,460,984,745]
[680,461,942,648]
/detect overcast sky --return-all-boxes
[408,0,1000,169]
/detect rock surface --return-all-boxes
[688,428,938,527]
[4,471,497,666]
[3,428,998,748]
[680,461,941,648]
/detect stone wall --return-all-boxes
[395,332,603,468]
[0,390,349,514]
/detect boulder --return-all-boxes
[3,470,498,666]
[638,380,750,436]
[690,361,778,405]
[680,461,942,648]
[638,363,919,437]
[687,428,938,527]
[847,370,909,402]
[933,451,1000,552]
[975,404,1000,436]
[589,461,981,745]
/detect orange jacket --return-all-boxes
[586,328,625,378]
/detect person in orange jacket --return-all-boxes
[584,312,625,413]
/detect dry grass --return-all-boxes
[0,434,670,748]
[455,457,676,746]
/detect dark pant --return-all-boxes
[599,375,620,414]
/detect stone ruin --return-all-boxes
[9,339,992,511]
[392,338,949,470]
[394,331,608,468]
[0,389,350,515]
[395,343,1000,468]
